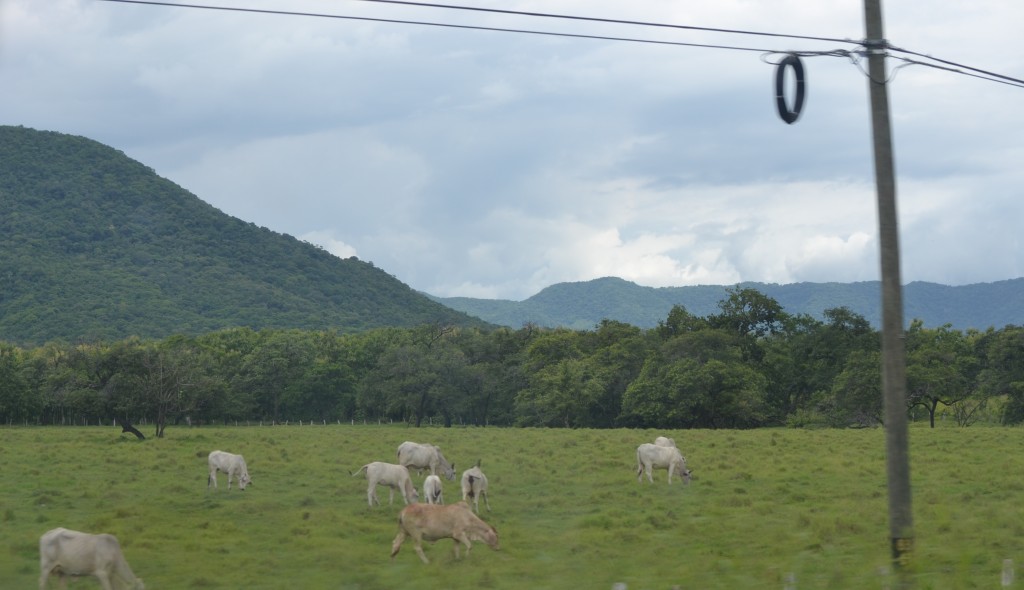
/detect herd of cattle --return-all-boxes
[37,435,691,587]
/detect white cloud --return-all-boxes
[300,231,358,260]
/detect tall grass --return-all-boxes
[2,424,1023,589]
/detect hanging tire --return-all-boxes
[775,54,806,124]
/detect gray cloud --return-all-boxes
[2,0,1021,301]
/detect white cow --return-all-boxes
[39,528,144,590]
[460,461,491,513]
[654,436,676,448]
[636,443,691,485]
[423,474,444,505]
[207,450,252,491]
[397,441,456,480]
[390,501,499,564]
[351,461,419,507]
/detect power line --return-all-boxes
[888,45,1024,87]
[96,0,1024,90]
[343,0,859,46]
[94,0,789,53]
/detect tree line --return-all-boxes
[1,288,1022,437]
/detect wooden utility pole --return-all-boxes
[863,0,914,578]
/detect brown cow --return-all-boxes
[390,501,499,564]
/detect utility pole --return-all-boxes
[863,0,914,580]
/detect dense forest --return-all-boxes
[2,288,1023,436]
[0,125,485,346]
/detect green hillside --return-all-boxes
[430,276,1024,331]
[0,125,487,345]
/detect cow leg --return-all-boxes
[453,532,472,559]
[645,464,654,484]
[368,484,378,507]
[209,469,217,489]
[413,539,430,564]
[38,565,52,590]
[636,462,644,483]
[94,571,115,590]
[482,490,491,512]
[388,487,395,505]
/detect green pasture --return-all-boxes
[2,424,1024,589]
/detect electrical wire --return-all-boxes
[95,0,1024,91]
[342,0,860,46]
[94,0,787,53]
[888,45,1024,88]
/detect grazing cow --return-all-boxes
[397,441,456,480]
[207,450,252,491]
[351,462,419,507]
[654,436,676,448]
[39,527,144,590]
[423,474,444,505]
[636,443,692,485]
[390,501,499,564]
[460,460,491,513]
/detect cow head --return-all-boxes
[239,472,252,490]
[474,524,500,551]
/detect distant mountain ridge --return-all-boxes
[428,276,1024,331]
[0,125,487,346]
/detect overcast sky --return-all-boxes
[2,1,1022,300]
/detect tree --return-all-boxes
[904,321,977,427]
[709,287,787,338]
[619,329,769,428]
[0,342,35,424]
[515,357,606,427]
[238,330,315,423]
[829,350,883,427]
[763,307,878,425]
[976,326,1024,424]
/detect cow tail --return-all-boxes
[350,464,368,478]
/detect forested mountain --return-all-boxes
[429,276,1024,331]
[0,125,487,346]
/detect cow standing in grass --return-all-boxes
[460,460,491,513]
[636,443,691,485]
[397,441,456,480]
[207,450,252,491]
[351,462,419,507]
[39,527,145,590]
[390,502,499,564]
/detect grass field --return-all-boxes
[2,424,1024,589]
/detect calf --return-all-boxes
[460,460,491,513]
[207,450,252,491]
[423,474,444,505]
[39,527,145,590]
[390,502,499,564]
[351,461,419,506]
